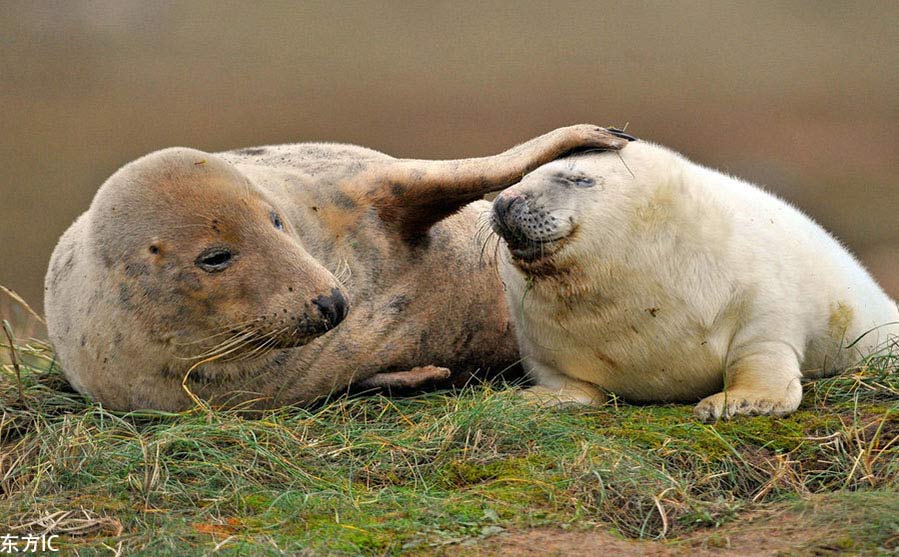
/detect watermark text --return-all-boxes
[0,534,60,553]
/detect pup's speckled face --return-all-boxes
[492,159,600,262]
[90,148,348,360]
[491,149,640,274]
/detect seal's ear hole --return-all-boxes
[196,248,234,273]
[148,245,160,255]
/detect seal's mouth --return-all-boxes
[505,238,565,263]
[501,232,578,279]
[491,192,575,264]
[490,210,571,263]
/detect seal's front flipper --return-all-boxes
[354,365,452,394]
[606,127,639,142]
[365,125,629,241]
[693,342,803,421]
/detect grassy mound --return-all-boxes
[1,316,897,555]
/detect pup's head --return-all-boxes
[491,140,642,273]
[88,148,348,360]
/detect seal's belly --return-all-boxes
[521,309,730,403]
[562,345,724,403]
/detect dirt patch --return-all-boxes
[456,527,671,556]
[457,501,881,556]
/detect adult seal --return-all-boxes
[491,134,898,420]
[44,125,628,411]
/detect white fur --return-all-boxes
[497,141,898,419]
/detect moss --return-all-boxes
[442,455,550,487]
[711,410,837,454]
[296,518,398,554]
[833,536,856,550]
[241,493,274,512]
[591,405,746,460]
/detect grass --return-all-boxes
[1,298,898,555]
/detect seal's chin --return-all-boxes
[506,238,565,263]
[491,218,571,263]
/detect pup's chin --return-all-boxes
[507,240,562,263]
[505,239,575,279]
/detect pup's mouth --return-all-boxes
[491,215,570,263]
[506,238,564,262]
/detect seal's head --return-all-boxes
[89,147,348,359]
[491,136,648,276]
[491,128,637,267]
[491,167,594,262]
[493,157,606,266]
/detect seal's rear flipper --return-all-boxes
[353,365,452,394]
[364,125,629,241]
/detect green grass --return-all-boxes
[1,326,897,555]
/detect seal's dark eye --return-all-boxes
[572,176,595,188]
[552,172,596,189]
[270,210,284,231]
[195,248,234,273]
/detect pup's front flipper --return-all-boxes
[363,125,629,241]
[355,365,452,393]
[520,360,608,407]
[693,342,803,421]
[521,383,608,408]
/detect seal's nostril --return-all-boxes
[312,288,349,330]
[312,295,335,326]
[329,288,348,323]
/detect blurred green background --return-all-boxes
[1,1,897,315]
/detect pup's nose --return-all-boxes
[312,288,349,329]
[493,191,523,222]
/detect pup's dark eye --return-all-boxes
[553,172,596,188]
[195,248,234,272]
[572,176,595,188]
[270,210,284,231]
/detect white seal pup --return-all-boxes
[491,134,898,420]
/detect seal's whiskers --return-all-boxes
[476,216,502,264]
[332,259,352,286]
[226,326,289,363]
[173,319,260,347]
[184,328,262,361]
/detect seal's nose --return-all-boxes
[313,288,349,329]
[493,191,523,223]
[492,191,526,241]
